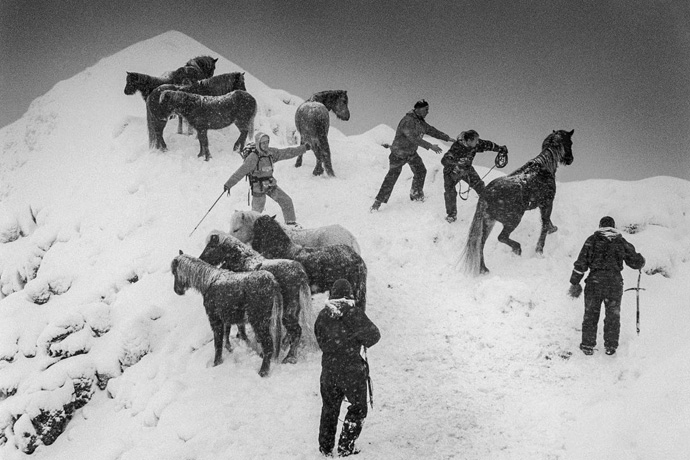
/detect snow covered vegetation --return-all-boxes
[1,31,689,459]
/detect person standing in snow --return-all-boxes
[441,129,508,223]
[315,279,381,457]
[224,132,310,226]
[568,216,646,356]
[370,100,453,211]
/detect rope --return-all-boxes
[458,165,496,201]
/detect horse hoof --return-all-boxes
[547,225,558,234]
[282,355,298,365]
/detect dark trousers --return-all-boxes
[375,152,426,203]
[581,279,623,350]
[319,368,368,454]
[443,167,485,217]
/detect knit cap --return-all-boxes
[599,216,616,228]
[414,99,429,109]
[329,279,353,299]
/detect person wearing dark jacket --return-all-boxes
[315,279,381,457]
[441,130,508,223]
[568,216,645,355]
[370,100,453,211]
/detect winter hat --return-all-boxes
[460,130,479,142]
[599,216,616,228]
[254,131,270,152]
[413,99,429,109]
[329,278,353,299]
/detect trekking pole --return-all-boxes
[624,269,644,335]
[189,191,225,237]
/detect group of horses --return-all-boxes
[124,55,350,170]
[171,212,364,376]
[131,56,576,376]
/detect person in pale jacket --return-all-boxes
[224,131,311,226]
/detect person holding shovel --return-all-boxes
[568,216,645,356]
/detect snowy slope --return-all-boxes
[1,31,689,460]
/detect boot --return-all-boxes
[370,200,381,212]
[409,190,425,202]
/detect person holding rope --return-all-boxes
[315,279,381,457]
[224,132,311,226]
[568,216,646,356]
[441,130,508,223]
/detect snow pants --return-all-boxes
[443,166,485,217]
[581,278,623,350]
[319,367,368,455]
[375,152,427,203]
[251,185,296,223]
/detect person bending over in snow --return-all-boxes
[224,131,310,227]
[370,99,453,211]
[315,279,380,457]
[568,216,645,356]
[440,129,507,223]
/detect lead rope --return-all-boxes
[459,165,496,201]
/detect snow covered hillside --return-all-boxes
[1,31,689,459]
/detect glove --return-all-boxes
[568,283,582,299]
[224,185,231,196]
[498,145,508,155]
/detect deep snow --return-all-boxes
[0,31,689,460]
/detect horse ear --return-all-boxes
[241,72,245,76]
[126,71,132,75]
[210,234,219,244]
[179,249,184,255]
[568,129,574,136]
[214,58,218,63]
[271,215,277,220]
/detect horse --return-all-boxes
[200,231,315,363]
[124,55,218,100]
[147,72,247,135]
[171,252,282,377]
[149,90,257,160]
[229,210,361,255]
[460,129,575,275]
[294,90,350,176]
[251,215,367,311]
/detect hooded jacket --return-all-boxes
[224,132,307,191]
[441,138,502,170]
[570,227,645,285]
[389,110,452,159]
[315,297,380,373]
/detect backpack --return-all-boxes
[240,142,275,194]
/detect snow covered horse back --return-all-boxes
[171,252,282,376]
[199,231,316,363]
[251,215,367,312]
[461,129,575,275]
[149,90,257,160]
[124,55,218,100]
[294,90,350,177]
[229,210,361,254]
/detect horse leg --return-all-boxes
[479,217,496,274]
[237,323,249,342]
[497,215,523,256]
[536,203,557,254]
[295,153,303,168]
[320,137,335,177]
[312,141,325,176]
[177,114,184,135]
[233,129,249,152]
[197,129,211,160]
[281,292,302,364]
[223,324,233,353]
[249,311,274,377]
[209,315,224,366]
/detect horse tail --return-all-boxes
[461,198,488,276]
[270,284,283,362]
[297,280,318,351]
[146,96,158,149]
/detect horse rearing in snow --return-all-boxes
[294,90,350,177]
[171,252,282,376]
[461,129,575,275]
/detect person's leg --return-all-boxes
[408,153,427,200]
[337,373,369,456]
[466,168,486,196]
[603,283,624,351]
[251,192,267,213]
[375,154,406,203]
[443,169,460,218]
[319,373,344,455]
[581,283,603,352]
[267,186,296,223]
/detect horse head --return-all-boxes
[124,72,138,95]
[171,254,187,295]
[234,72,247,91]
[190,56,218,79]
[543,129,574,166]
[199,233,226,266]
[332,90,350,121]
[252,215,291,258]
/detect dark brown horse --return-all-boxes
[294,90,350,177]
[148,90,257,160]
[461,129,575,275]
[123,56,217,100]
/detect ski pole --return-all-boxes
[624,269,644,335]
[189,191,225,237]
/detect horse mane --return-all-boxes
[230,210,261,230]
[509,131,569,177]
[209,231,265,270]
[193,72,245,93]
[185,55,217,77]
[253,216,296,258]
[307,90,347,108]
[172,254,223,294]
